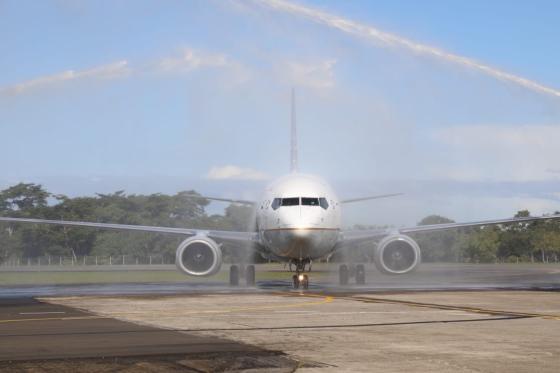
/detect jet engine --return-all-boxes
[373,234,421,274]
[175,236,222,276]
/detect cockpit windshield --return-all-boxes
[281,197,299,206]
[302,197,319,206]
[271,197,329,210]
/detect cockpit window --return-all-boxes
[302,197,319,206]
[281,197,300,206]
[271,197,328,209]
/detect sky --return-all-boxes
[1,0,560,227]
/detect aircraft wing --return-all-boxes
[340,193,403,204]
[0,217,258,245]
[339,213,560,246]
[182,194,255,206]
[399,214,560,234]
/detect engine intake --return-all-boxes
[175,236,222,276]
[374,234,421,274]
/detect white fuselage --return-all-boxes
[255,174,342,261]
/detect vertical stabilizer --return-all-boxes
[290,88,299,173]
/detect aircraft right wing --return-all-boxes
[182,194,255,206]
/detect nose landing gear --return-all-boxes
[290,259,311,289]
[292,273,309,289]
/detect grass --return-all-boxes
[1,262,556,286]
[0,266,331,286]
[0,270,191,286]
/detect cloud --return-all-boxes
[432,124,560,182]
[279,59,336,89]
[253,0,560,99]
[0,60,130,96]
[206,165,270,180]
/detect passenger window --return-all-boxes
[281,197,300,206]
[302,197,319,206]
[319,197,329,210]
[271,198,281,210]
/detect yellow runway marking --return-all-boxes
[0,315,107,324]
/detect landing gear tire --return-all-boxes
[292,274,300,289]
[356,264,366,285]
[302,275,309,289]
[245,265,256,287]
[339,264,349,286]
[349,265,356,278]
[229,265,239,286]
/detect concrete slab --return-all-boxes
[44,290,560,372]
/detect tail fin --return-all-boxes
[290,88,299,173]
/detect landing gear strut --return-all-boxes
[229,264,256,287]
[290,259,311,290]
[339,263,366,286]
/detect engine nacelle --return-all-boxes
[373,234,421,275]
[175,236,222,276]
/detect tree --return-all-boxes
[0,184,52,260]
[413,215,458,262]
[497,210,533,261]
[0,183,50,212]
[530,219,560,262]
[458,226,500,263]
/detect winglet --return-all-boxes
[290,88,299,173]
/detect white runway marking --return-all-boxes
[19,311,66,315]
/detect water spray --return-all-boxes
[255,0,560,99]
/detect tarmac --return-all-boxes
[0,263,559,372]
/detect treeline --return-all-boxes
[411,213,560,263]
[346,214,560,264]
[0,183,252,263]
[1,183,559,264]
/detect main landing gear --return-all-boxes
[339,264,366,286]
[290,259,311,290]
[229,264,256,287]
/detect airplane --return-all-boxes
[2,90,560,289]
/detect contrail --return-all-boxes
[255,0,560,98]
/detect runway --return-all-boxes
[0,297,301,371]
[1,264,559,372]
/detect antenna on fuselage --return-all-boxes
[290,88,299,173]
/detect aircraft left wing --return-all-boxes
[399,214,560,234]
[339,213,560,246]
[0,217,258,245]
[340,193,403,204]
